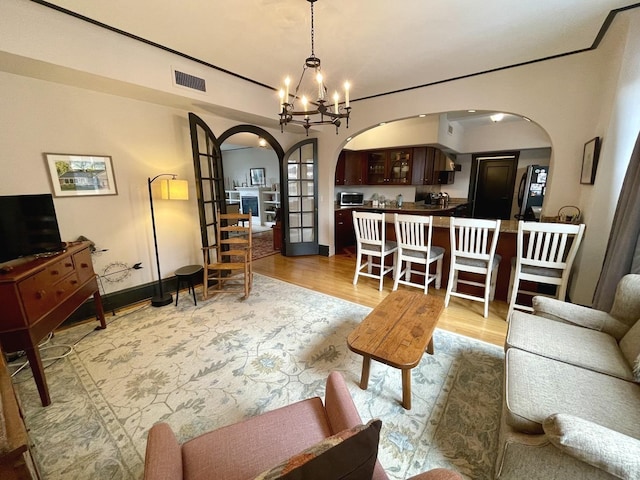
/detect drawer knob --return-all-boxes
[65,262,73,267]
[51,270,59,275]
[36,290,46,299]
[81,263,89,268]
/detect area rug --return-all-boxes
[252,230,278,260]
[11,274,503,480]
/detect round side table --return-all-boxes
[174,265,204,306]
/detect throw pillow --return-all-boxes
[254,419,382,480]
[543,413,640,479]
[619,318,640,382]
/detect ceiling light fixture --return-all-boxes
[279,0,351,135]
[490,113,505,123]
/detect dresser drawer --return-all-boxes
[18,270,60,323]
[73,247,95,284]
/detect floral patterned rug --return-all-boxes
[11,274,503,480]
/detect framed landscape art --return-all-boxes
[45,153,118,197]
[580,137,601,185]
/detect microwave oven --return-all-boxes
[339,192,364,206]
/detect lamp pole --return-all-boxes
[148,174,175,307]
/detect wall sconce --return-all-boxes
[148,174,189,307]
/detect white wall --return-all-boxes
[0,71,293,294]
[222,148,279,190]
[569,10,640,303]
[2,2,639,305]
[314,9,640,305]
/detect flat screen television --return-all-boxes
[0,194,64,264]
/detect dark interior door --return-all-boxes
[471,153,519,220]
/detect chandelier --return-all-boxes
[279,0,351,135]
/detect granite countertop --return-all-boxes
[335,201,466,213]
[336,202,519,233]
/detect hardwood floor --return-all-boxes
[253,252,508,347]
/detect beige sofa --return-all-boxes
[144,371,462,480]
[496,274,640,479]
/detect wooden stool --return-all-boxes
[174,265,203,306]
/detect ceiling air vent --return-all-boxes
[173,70,206,92]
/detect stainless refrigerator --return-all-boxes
[516,165,548,220]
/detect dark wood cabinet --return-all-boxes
[335,208,355,251]
[0,242,105,406]
[336,150,366,185]
[365,149,412,185]
[411,147,439,185]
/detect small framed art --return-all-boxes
[580,137,601,185]
[250,167,266,186]
[45,153,118,197]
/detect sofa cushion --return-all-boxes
[182,397,332,480]
[254,419,382,480]
[619,319,640,382]
[543,413,640,480]
[504,349,640,437]
[506,311,634,381]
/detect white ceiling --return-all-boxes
[38,0,638,102]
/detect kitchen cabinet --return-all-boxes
[411,147,439,185]
[366,149,412,185]
[335,208,356,251]
[335,150,365,185]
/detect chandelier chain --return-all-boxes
[310,0,315,57]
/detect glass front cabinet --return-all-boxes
[365,149,412,185]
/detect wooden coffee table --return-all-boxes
[347,290,444,409]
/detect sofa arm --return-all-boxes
[407,468,463,480]
[144,422,183,480]
[543,413,640,480]
[532,297,629,340]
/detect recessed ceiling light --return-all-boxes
[467,109,476,113]
[346,137,352,142]
[418,114,426,118]
[522,116,531,122]
[379,122,387,126]
[490,113,505,123]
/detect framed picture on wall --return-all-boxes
[250,167,265,186]
[45,153,118,197]
[580,137,601,185]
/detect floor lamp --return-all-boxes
[148,174,189,307]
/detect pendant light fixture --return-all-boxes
[279,0,351,135]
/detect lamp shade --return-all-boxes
[160,179,189,200]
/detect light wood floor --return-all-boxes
[253,252,508,347]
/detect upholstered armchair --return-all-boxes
[144,371,462,480]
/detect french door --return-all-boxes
[188,113,224,249]
[282,139,318,256]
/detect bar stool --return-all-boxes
[507,221,585,321]
[392,213,445,294]
[352,211,397,291]
[445,217,501,318]
[174,264,204,306]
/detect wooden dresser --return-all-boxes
[0,241,105,406]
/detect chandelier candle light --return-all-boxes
[279,0,351,135]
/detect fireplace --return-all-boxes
[241,196,259,217]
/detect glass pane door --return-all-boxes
[283,139,318,256]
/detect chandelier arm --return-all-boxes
[278,0,350,134]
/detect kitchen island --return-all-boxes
[335,202,521,304]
